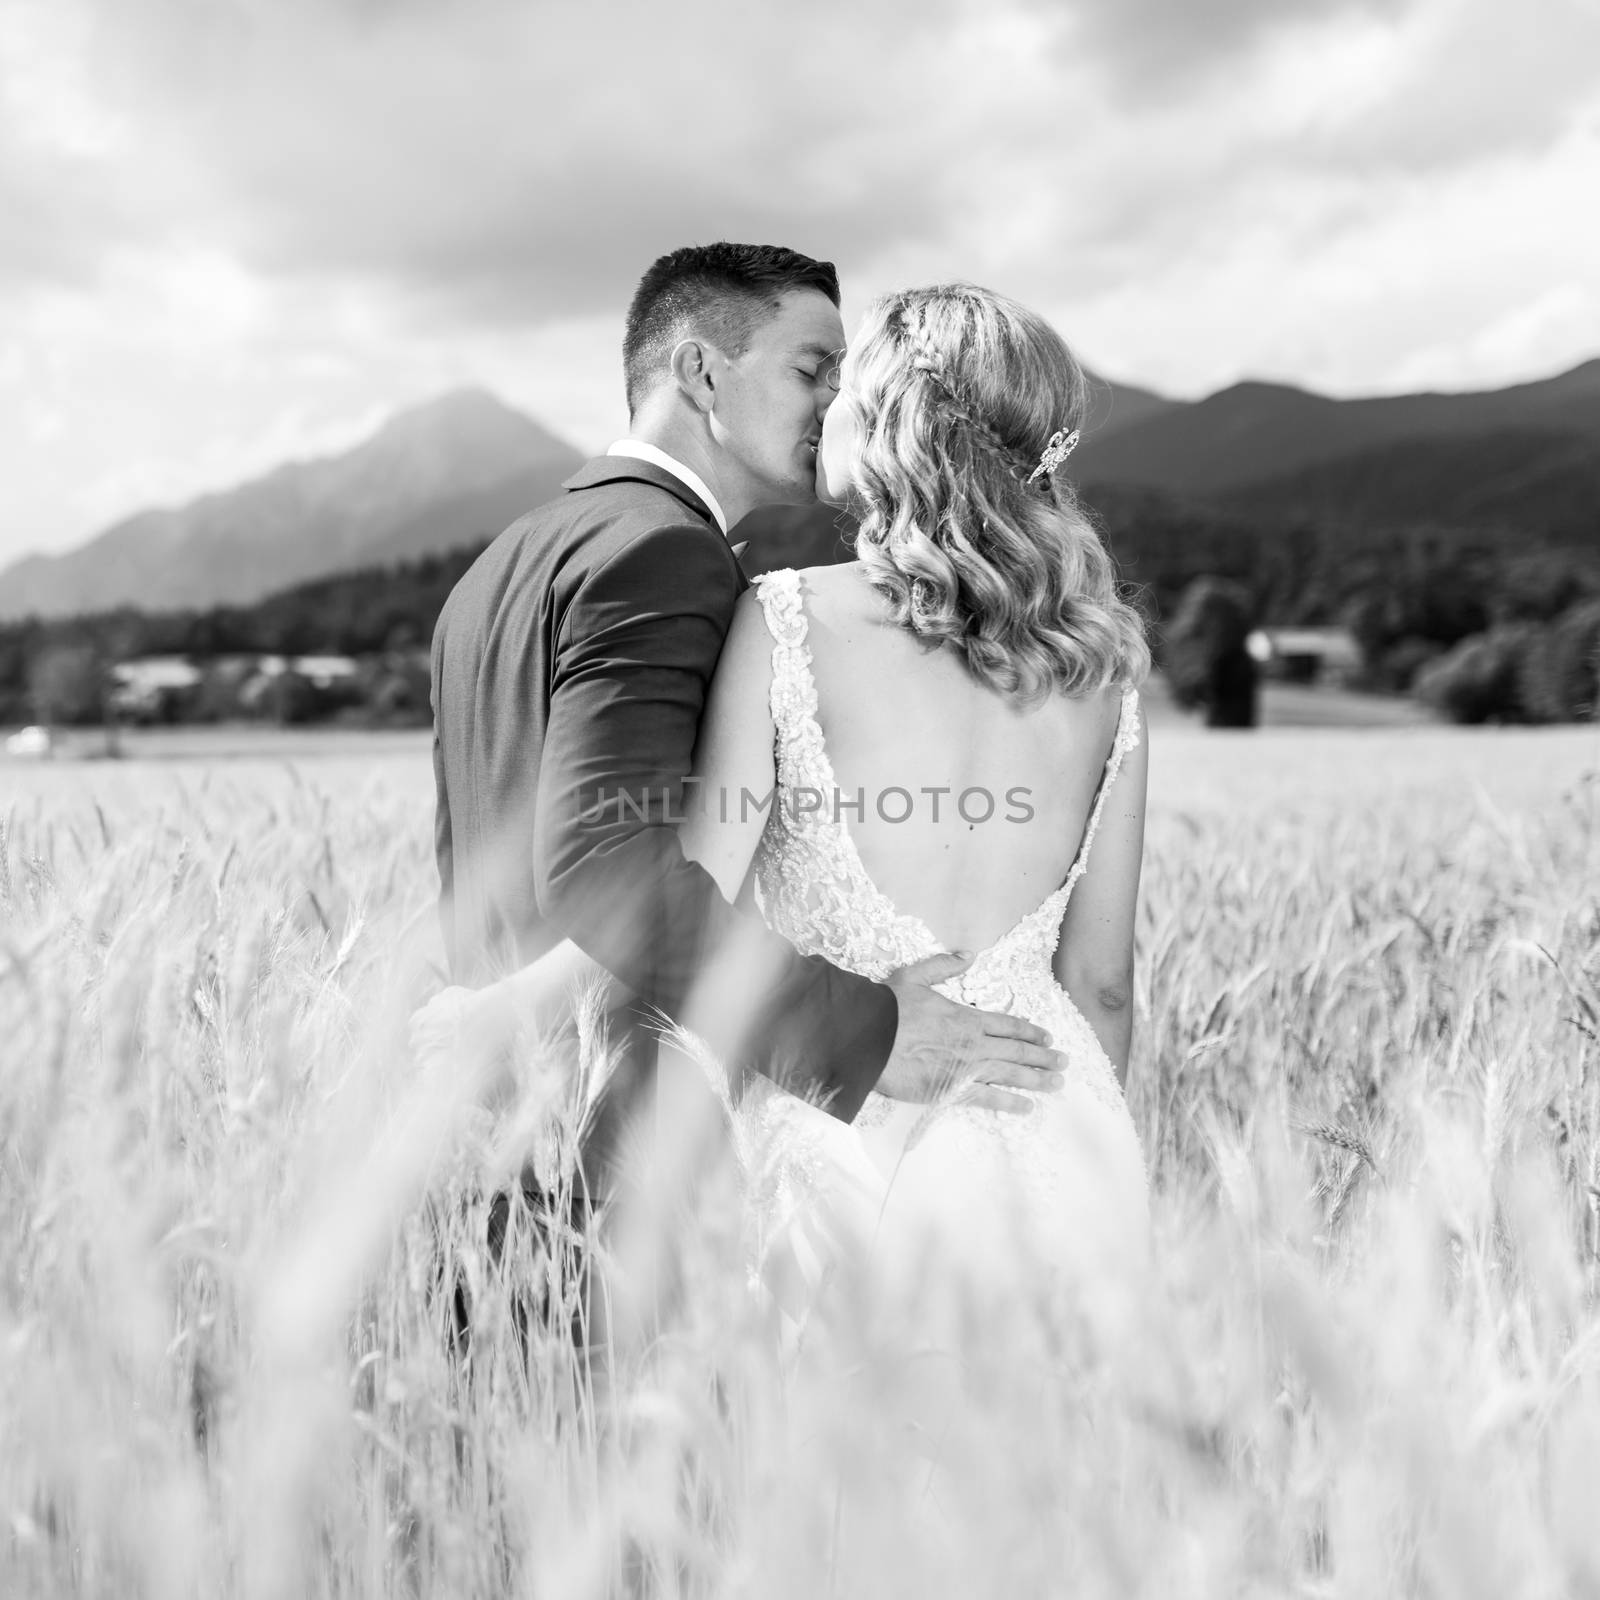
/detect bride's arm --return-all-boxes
[409,937,619,1089]
[481,937,617,1037]
[1052,701,1148,1086]
[677,587,778,896]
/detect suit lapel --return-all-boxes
[565,456,754,589]
[563,456,718,529]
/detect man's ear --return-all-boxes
[669,338,717,414]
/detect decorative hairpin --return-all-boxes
[1026,427,1081,484]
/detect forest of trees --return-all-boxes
[3,492,1596,729]
[0,545,482,728]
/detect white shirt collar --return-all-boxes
[605,439,729,536]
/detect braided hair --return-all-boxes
[838,283,1149,701]
[898,303,1027,471]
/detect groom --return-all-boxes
[430,242,1061,1201]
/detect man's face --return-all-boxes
[708,289,846,508]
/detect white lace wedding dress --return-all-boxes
[733,570,1150,1309]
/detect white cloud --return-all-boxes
[1067,117,1600,397]
[1445,286,1600,389]
[1056,0,1416,98]
[0,0,1596,565]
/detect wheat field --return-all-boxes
[2,724,1598,1599]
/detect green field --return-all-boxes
[2,722,1598,1597]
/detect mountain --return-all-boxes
[7,357,1595,625]
[737,373,1188,574]
[0,389,585,621]
[1220,426,1600,540]
[1079,373,1188,443]
[1076,358,1600,499]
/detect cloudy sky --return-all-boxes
[3,0,1598,567]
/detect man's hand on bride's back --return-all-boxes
[877,953,1065,1115]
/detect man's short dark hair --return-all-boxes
[622,242,841,416]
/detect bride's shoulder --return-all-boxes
[750,562,874,619]
[792,561,879,614]
[1096,677,1145,758]
[1083,676,1140,722]
[737,565,835,643]
[779,560,867,586]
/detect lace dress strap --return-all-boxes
[754,567,807,647]
[752,569,817,745]
[1062,686,1142,894]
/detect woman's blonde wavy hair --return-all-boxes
[842,283,1150,701]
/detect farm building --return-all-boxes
[1246,627,1362,686]
[108,656,203,720]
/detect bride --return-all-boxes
[419,282,1151,1304]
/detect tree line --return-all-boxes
[0,546,483,728]
[3,495,1596,729]
[1085,487,1600,723]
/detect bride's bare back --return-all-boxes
[797,563,1125,953]
[682,556,1147,1080]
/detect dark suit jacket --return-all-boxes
[430,456,897,1186]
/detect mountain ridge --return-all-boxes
[1075,357,1600,497]
[0,390,585,621]
[1218,425,1600,540]
[4,356,1595,623]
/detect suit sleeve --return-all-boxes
[430,632,457,975]
[531,523,896,1121]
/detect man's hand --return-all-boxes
[876,953,1065,1115]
